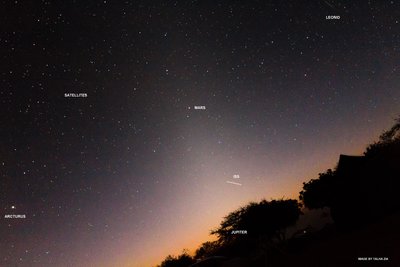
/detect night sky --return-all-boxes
[1,1,400,266]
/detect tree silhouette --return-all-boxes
[365,116,400,158]
[299,169,335,209]
[211,199,302,244]
[300,116,400,228]
[194,241,220,260]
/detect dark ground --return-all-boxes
[277,212,400,267]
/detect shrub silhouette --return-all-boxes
[158,251,195,267]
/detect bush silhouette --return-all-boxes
[158,251,195,267]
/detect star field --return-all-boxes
[1,1,400,266]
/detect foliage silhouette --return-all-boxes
[299,169,335,209]
[300,116,400,228]
[365,117,400,158]
[194,241,220,260]
[211,199,302,244]
[157,251,195,267]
